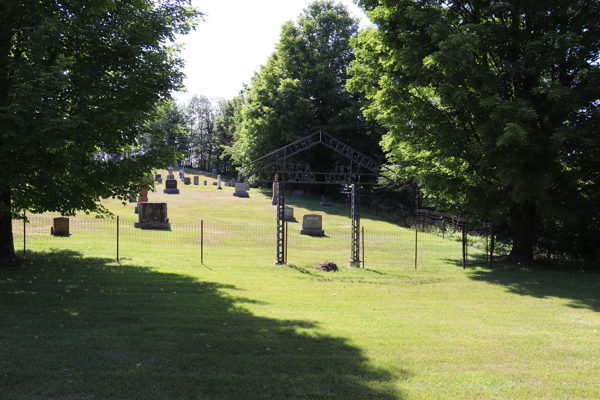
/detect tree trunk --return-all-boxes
[509,202,536,263]
[0,189,15,260]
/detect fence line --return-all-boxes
[12,215,494,268]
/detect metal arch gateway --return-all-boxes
[240,131,390,266]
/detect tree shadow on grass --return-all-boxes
[446,260,600,313]
[1,250,406,399]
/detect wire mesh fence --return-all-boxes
[13,215,494,268]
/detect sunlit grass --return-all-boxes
[3,169,599,399]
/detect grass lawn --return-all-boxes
[2,169,599,399]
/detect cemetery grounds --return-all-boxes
[1,169,599,399]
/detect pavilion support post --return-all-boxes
[276,182,286,264]
[349,184,361,267]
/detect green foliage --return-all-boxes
[349,0,600,262]
[226,0,385,173]
[0,0,201,257]
[183,94,227,171]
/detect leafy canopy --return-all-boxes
[348,0,600,260]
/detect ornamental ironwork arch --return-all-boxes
[240,131,392,266]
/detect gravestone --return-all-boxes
[184,177,191,185]
[167,167,174,180]
[204,180,207,185]
[138,190,149,203]
[271,182,279,205]
[276,206,295,221]
[212,181,217,186]
[293,190,305,197]
[233,182,249,197]
[179,170,185,181]
[134,202,171,229]
[320,196,332,206]
[300,214,324,236]
[155,174,161,182]
[194,176,199,185]
[217,175,222,189]
[163,179,180,194]
[135,190,149,213]
[52,217,70,236]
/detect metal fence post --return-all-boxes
[489,224,495,269]
[462,222,466,269]
[23,211,26,256]
[362,226,365,268]
[285,222,288,264]
[415,228,418,269]
[116,216,119,262]
[201,220,204,264]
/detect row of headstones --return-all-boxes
[157,172,224,188]
[272,185,332,206]
[49,204,324,235]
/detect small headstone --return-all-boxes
[233,182,249,197]
[52,217,70,236]
[204,180,207,185]
[300,214,324,236]
[134,202,171,229]
[217,175,222,189]
[155,174,161,181]
[276,206,295,221]
[138,190,149,203]
[194,176,199,185]
[212,181,217,186]
[272,182,279,205]
[293,190,305,197]
[179,170,185,181]
[163,179,180,194]
[184,177,191,185]
[320,195,332,206]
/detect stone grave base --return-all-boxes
[134,221,171,230]
[163,188,180,194]
[300,229,324,236]
[320,201,332,206]
[233,192,249,197]
[349,260,362,268]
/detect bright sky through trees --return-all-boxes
[171,0,369,103]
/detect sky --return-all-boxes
[171,0,370,104]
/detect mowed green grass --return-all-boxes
[2,169,599,399]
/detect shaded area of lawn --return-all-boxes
[0,250,402,400]
[465,265,600,312]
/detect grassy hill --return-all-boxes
[2,169,599,399]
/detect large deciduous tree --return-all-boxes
[226,0,384,173]
[348,0,600,262]
[0,0,201,259]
